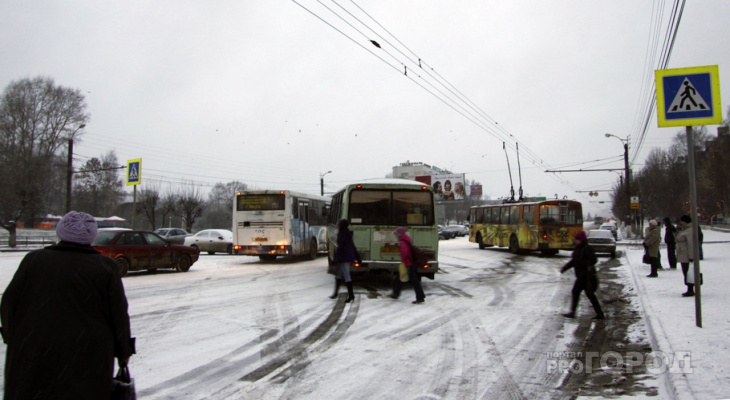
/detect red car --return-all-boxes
[92,229,200,277]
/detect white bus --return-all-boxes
[232,190,330,261]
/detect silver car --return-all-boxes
[153,228,191,245]
[587,229,616,258]
[184,229,233,255]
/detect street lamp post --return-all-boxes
[605,133,630,199]
[65,124,86,213]
[320,171,332,196]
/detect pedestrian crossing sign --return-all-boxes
[126,158,141,186]
[655,65,722,127]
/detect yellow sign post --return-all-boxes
[126,158,141,229]
[126,158,142,186]
[656,65,722,328]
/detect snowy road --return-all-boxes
[0,238,658,399]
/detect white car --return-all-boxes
[598,222,618,240]
[184,229,233,255]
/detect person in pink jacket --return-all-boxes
[389,227,425,304]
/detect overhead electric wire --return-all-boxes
[630,0,686,164]
[293,0,584,195]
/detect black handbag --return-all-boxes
[642,253,651,264]
[111,366,136,400]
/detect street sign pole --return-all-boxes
[686,126,702,328]
[655,65,721,329]
[127,158,142,230]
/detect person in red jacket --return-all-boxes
[389,227,426,304]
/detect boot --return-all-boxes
[682,284,695,297]
[345,281,355,303]
[329,279,340,299]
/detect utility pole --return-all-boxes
[65,138,74,213]
[65,124,86,213]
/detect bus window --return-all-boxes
[349,191,390,225]
[236,193,286,211]
[501,207,511,226]
[491,207,500,224]
[523,205,535,224]
[510,205,520,225]
[475,207,484,224]
[562,204,583,225]
[393,191,433,226]
[540,205,556,224]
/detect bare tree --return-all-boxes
[176,184,205,232]
[137,183,161,230]
[73,151,124,216]
[0,77,89,246]
[160,190,178,229]
[199,181,247,229]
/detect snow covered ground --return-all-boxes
[619,226,730,400]
[0,227,727,399]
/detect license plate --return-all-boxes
[381,246,400,253]
[254,237,268,242]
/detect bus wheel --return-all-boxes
[308,240,318,260]
[477,233,486,249]
[509,235,520,254]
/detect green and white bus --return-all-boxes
[326,179,439,279]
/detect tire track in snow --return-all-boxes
[136,295,324,398]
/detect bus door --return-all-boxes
[297,200,310,254]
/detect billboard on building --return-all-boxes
[416,174,466,201]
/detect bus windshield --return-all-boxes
[236,194,286,211]
[348,190,434,226]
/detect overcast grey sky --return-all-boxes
[2,1,729,217]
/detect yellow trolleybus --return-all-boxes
[468,199,583,255]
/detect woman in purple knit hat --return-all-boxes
[1,211,135,399]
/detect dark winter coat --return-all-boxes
[561,242,598,279]
[333,229,359,263]
[0,242,134,400]
[664,224,677,245]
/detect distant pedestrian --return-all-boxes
[676,215,696,297]
[329,219,358,303]
[663,217,678,269]
[560,230,604,319]
[0,211,135,399]
[390,227,426,304]
[643,220,661,277]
